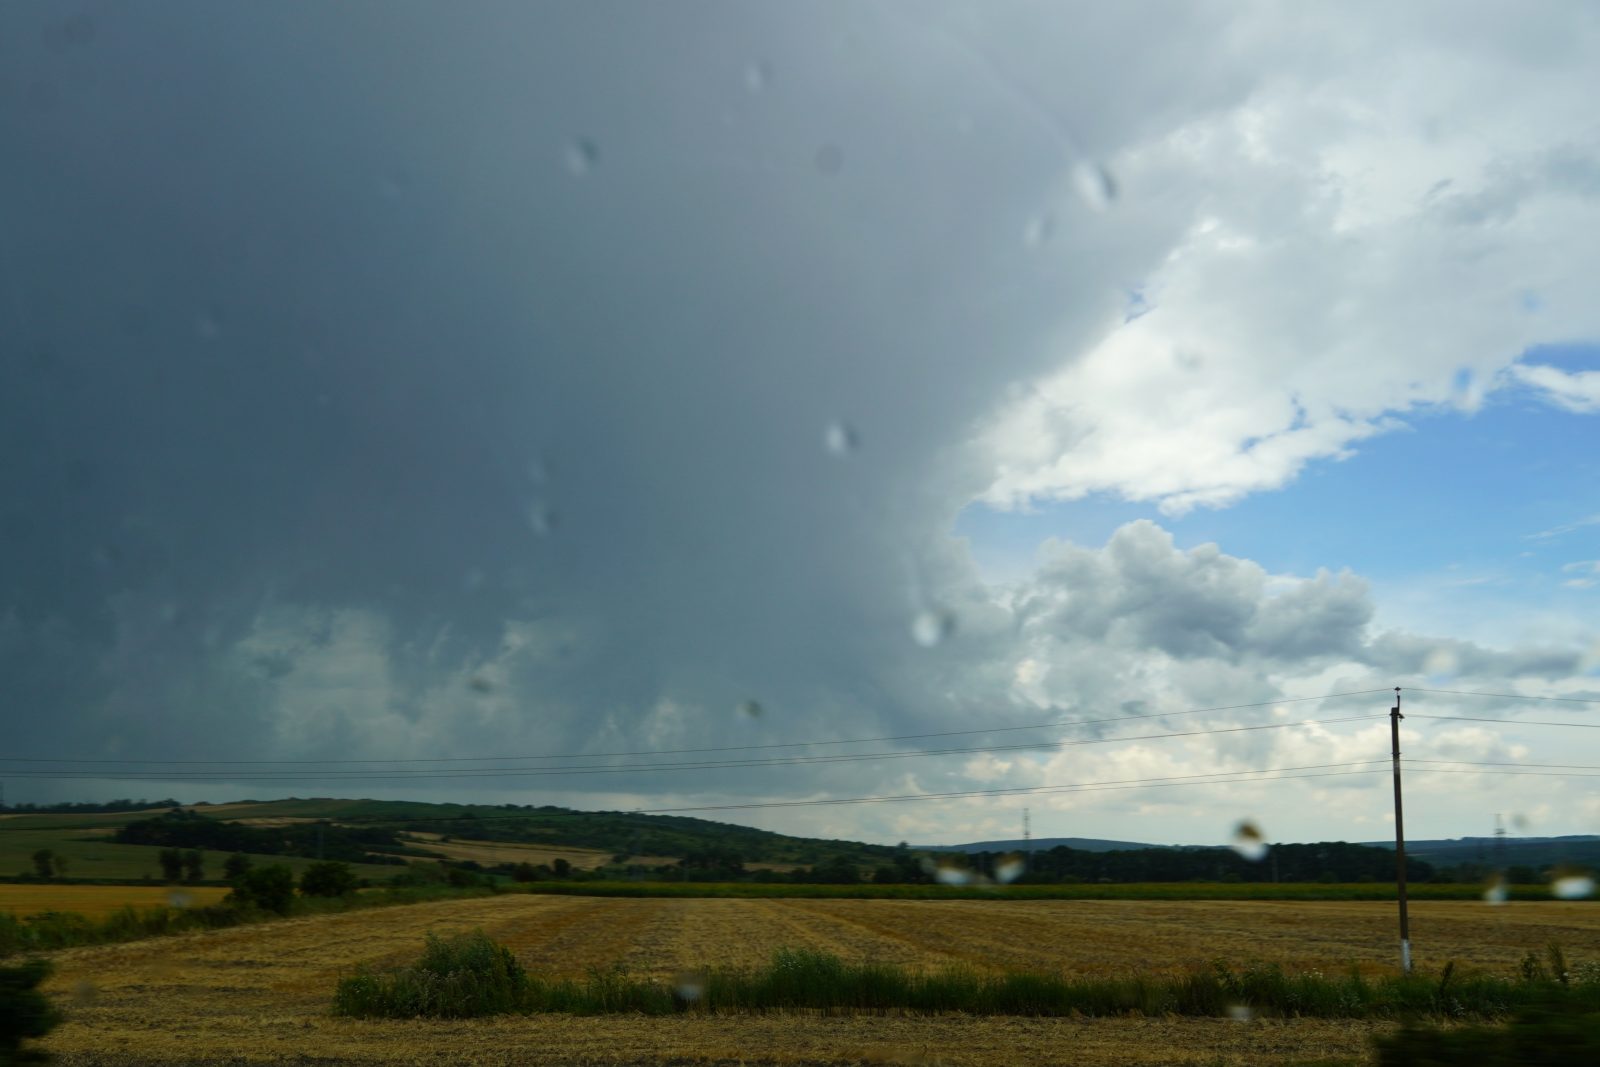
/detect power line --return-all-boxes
[1408,687,1600,706]
[1404,766,1600,780]
[1406,714,1600,730]
[0,715,1381,783]
[0,688,1392,767]
[1405,757,1600,771]
[0,760,1395,831]
[284,755,1401,825]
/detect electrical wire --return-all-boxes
[0,715,1381,782]
[1407,687,1600,706]
[0,688,1393,767]
[1406,714,1600,730]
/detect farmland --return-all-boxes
[0,884,231,917]
[34,893,1600,1065]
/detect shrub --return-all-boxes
[0,959,62,1064]
[300,861,358,898]
[228,865,296,915]
[1374,1001,1600,1064]
[333,931,527,1018]
[223,853,252,882]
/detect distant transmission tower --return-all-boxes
[1494,813,1507,869]
[1023,807,1031,847]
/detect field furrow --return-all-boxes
[27,893,1600,1065]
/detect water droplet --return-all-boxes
[467,676,493,694]
[933,861,971,886]
[910,609,956,648]
[1484,874,1509,905]
[814,144,843,175]
[194,311,221,340]
[166,891,192,909]
[1230,820,1268,862]
[1023,215,1055,246]
[823,421,858,457]
[673,969,707,1003]
[526,502,558,536]
[1551,869,1596,900]
[738,699,764,719]
[1226,1004,1253,1022]
[1071,160,1117,212]
[565,138,599,176]
[994,853,1026,885]
[70,980,98,1007]
[744,61,771,92]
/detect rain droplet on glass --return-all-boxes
[823,421,858,457]
[1483,874,1509,905]
[526,502,558,536]
[910,609,956,648]
[738,699,764,719]
[1024,215,1055,247]
[565,138,599,176]
[467,676,494,694]
[744,61,771,92]
[1551,868,1596,900]
[1071,160,1117,212]
[1230,820,1268,862]
[994,853,1026,885]
[1226,1004,1253,1022]
[673,969,707,1004]
[166,891,192,909]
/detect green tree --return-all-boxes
[0,959,62,1064]
[223,852,252,883]
[299,861,358,898]
[28,850,54,880]
[181,849,204,884]
[228,864,296,915]
[157,848,184,884]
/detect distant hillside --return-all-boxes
[0,797,902,884]
[918,836,1163,854]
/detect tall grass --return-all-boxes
[332,936,1600,1021]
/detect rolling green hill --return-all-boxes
[0,797,901,885]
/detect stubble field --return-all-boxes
[0,884,232,917]
[35,894,1600,1066]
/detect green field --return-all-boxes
[0,825,407,884]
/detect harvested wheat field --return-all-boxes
[35,894,1600,1065]
[401,833,678,871]
[0,884,231,917]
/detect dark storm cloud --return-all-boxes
[0,2,1197,788]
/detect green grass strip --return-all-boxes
[333,933,1600,1021]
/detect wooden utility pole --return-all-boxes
[1390,687,1412,973]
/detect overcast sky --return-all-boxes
[3,1,1599,848]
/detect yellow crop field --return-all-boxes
[398,832,684,870]
[0,885,231,918]
[32,895,1600,1065]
